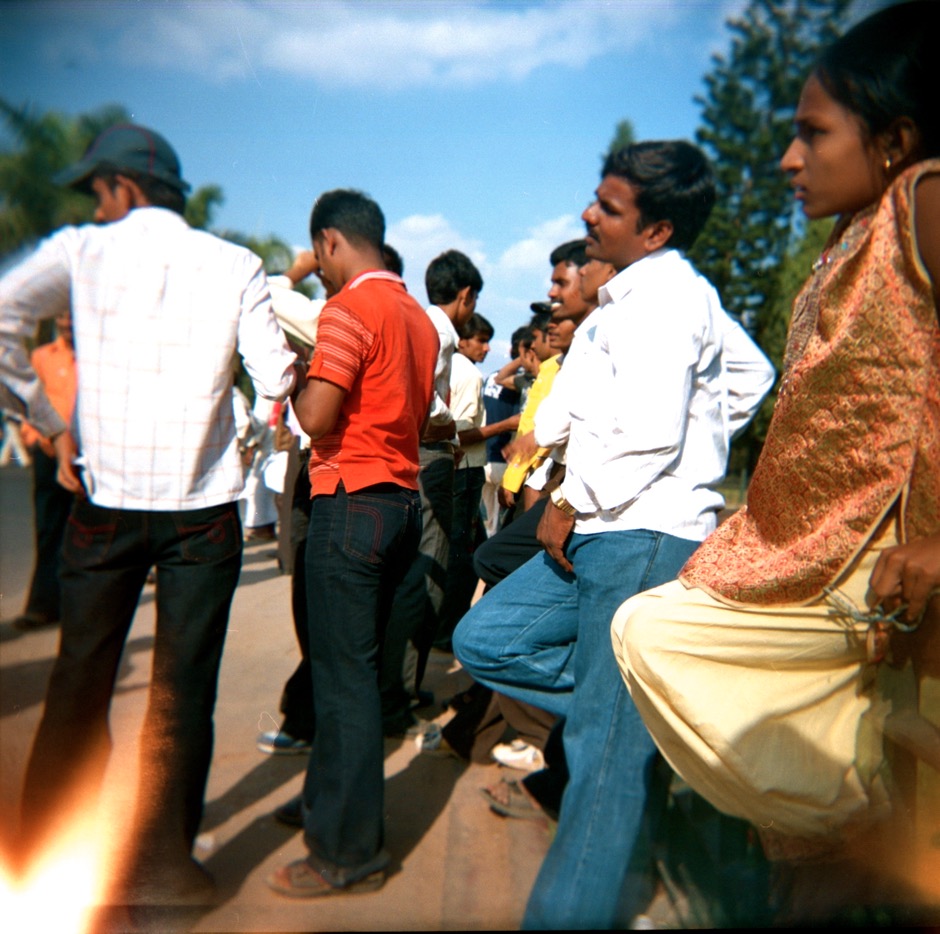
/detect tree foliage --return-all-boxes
[0,100,133,254]
[685,0,854,466]
[0,99,303,283]
[605,119,636,159]
[689,0,852,356]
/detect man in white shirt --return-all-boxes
[378,249,483,736]
[0,124,297,903]
[454,140,774,930]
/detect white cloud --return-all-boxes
[36,0,686,91]
[496,214,585,272]
[385,209,588,369]
[386,212,487,300]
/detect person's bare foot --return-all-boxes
[479,777,545,819]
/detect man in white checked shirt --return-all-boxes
[0,124,297,904]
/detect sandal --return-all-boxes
[266,859,385,898]
[479,777,544,820]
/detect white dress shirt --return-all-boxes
[0,207,296,510]
[450,351,486,469]
[543,248,773,540]
[424,304,459,429]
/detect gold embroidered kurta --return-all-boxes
[681,160,940,606]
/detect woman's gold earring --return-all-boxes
[884,156,893,172]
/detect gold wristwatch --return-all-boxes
[550,485,577,517]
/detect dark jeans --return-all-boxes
[279,451,315,740]
[473,496,547,587]
[436,465,485,646]
[20,498,242,870]
[22,445,73,620]
[302,482,422,885]
[378,443,454,729]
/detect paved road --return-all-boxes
[0,464,552,932]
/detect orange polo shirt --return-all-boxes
[20,336,77,454]
[306,270,439,497]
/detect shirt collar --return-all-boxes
[348,269,404,291]
[597,248,678,307]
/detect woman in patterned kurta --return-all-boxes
[611,0,940,868]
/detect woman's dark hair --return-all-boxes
[601,140,716,252]
[815,0,939,157]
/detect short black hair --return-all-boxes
[815,0,938,159]
[459,313,494,341]
[93,165,187,216]
[511,324,534,357]
[601,140,716,251]
[549,239,587,267]
[382,243,404,275]
[425,249,483,306]
[528,310,551,333]
[309,189,384,249]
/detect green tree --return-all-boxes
[691,0,851,336]
[605,119,636,159]
[184,183,224,230]
[0,100,132,253]
[688,0,853,465]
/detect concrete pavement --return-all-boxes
[0,464,552,932]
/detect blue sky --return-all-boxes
[0,0,860,367]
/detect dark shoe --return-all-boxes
[382,712,426,738]
[266,859,385,898]
[12,612,58,630]
[245,524,276,542]
[257,729,312,755]
[274,795,304,828]
[410,689,435,710]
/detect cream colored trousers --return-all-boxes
[611,520,913,842]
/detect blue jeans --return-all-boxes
[302,482,422,885]
[20,498,242,869]
[454,529,697,929]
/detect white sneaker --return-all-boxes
[415,723,443,752]
[491,739,545,772]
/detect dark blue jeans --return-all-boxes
[22,445,73,621]
[454,529,698,929]
[20,498,242,869]
[302,482,422,886]
[378,443,454,728]
[436,465,486,644]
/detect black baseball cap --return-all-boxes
[55,123,191,194]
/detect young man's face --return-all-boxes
[546,307,578,353]
[547,261,582,313]
[91,177,132,224]
[458,332,490,364]
[454,288,478,329]
[312,233,342,295]
[578,259,617,305]
[582,175,653,271]
[530,326,553,362]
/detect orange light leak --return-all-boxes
[0,812,111,934]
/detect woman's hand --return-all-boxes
[869,532,940,623]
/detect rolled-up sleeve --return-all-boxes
[237,260,297,401]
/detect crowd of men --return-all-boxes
[0,123,773,925]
